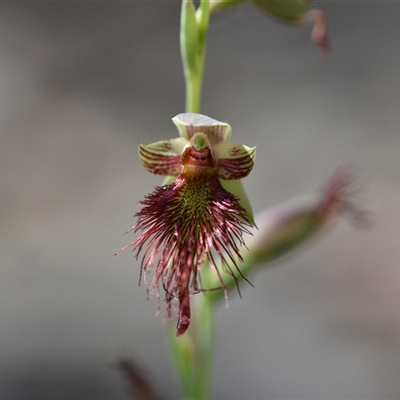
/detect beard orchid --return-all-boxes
[119,113,256,336]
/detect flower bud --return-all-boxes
[252,0,330,53]
[210,0,330,53]
[245,168,359,265]
[203,168,366,305]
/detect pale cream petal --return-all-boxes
[172,113,232,144]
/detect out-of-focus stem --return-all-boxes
[168,268,214,400]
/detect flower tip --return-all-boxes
[176,295,191,337]
[302,9,331,55]
[114,241,134,256]
[176,318,190,337]
[318,166,369,227]
[319,167,353,217]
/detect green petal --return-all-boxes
[162,175,178,186]
[139,137,187,176]
[172,113,232,144]
[215,142,256,180]
[220,179,255,225]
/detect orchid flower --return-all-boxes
[119,113,256,336]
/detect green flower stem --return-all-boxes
[180,0,210,113]
[169,1,214,399]
[185,69,202,114]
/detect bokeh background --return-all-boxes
[2,1,400,399]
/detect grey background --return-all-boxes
[1,1,400,399]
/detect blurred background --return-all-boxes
[1,1,400,399]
